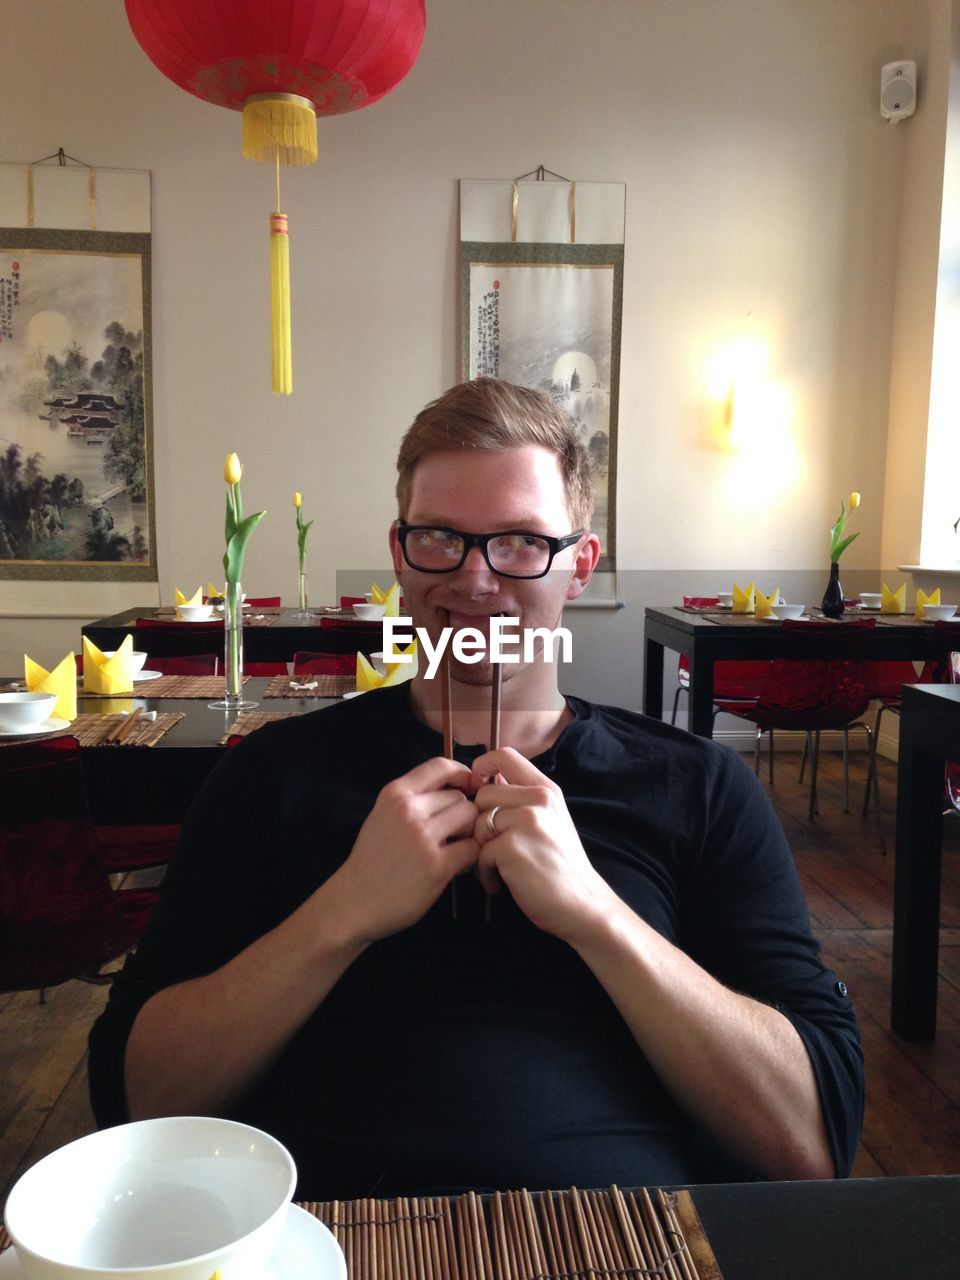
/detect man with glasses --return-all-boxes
[90,378,862,1200]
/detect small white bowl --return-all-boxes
[717,592,734,608]
[353,602,387,620]
[771,603,805,620]
[5,1116,296,1280]
[859,593,882,608]
[921,603,958,621]
[0,691,57,732]
[176,604,214,622]
[102,649,148,673]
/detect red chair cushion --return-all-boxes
[293,651,355,676]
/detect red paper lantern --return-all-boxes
[124,0,426,392]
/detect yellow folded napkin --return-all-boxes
[369,581,387,603]
[206,581,224,600]
[881,582,906,614]
[369,581,402,617]
[916,587,941,619]
[356,640,418,692]
[754,587,780,620]
[82,634,136,695]
[732,583,756,614]
[23,651,76,721]
[175,586,203,606]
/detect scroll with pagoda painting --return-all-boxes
[0,163,156,582]
[459,177,625,575]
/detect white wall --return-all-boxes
[0,0,938,713]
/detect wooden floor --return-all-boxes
[1,752,958,1209]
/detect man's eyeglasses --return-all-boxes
[395,525,584,579]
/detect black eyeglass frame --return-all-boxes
[395,524,584,579]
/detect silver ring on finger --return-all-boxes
[486,804,502,837]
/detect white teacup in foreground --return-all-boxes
[859,593,882,609]
[4,1116,296,1280]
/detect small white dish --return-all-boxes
[716,592,734,608]
[770,603,805,620]
[133,669,164,682]
[102,649,148,673]
[0,692,58,733]
[920,603,959,621]
[176,604,214,622]
[859,593,882,609]
[857,604,882,611]
[176,614,218,624]
[352,602,387,621]
[342,689,368,699]
[0,715,70,739]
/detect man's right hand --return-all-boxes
[322,756,479,946]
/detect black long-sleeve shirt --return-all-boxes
[88,687,863,1198]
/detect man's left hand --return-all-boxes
[470,747,618,942]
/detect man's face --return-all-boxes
[389,444,595,686]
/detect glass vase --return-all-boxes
[208,580,258,710]
[821,561,845,619]
[296,563,310,617]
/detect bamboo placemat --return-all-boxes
[219,710,295,742]
[0,1188,721,1278]
[68,712,185,746]
[264,674,354,699]
[81,675,250,699]
[304,1186,722,1280]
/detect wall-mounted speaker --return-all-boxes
[881,60,917,123]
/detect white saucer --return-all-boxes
[342,688,368,699]
[0,715,70,739]
[857,604,882,611]
[0,1205,346,1280]
[175,616,218,624]
[134,669,163,681]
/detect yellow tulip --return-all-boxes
[224,453,242,485]
[294,491,302,508]
[849,491,861,510]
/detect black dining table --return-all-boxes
[73,677,338,823]
[643,605,958,738]
[81,605,382,664]
[891,683,960,1041]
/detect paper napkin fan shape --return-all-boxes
[732,583,756,614]
[24,651,76,721]
[355,640,418,692]
[881,582,906,614]
[369,581,402,616]
[916,587,941,619]
[175,586,203,606]
[755,587,780,620]
[82,634,136,695]
[206,581,224,600]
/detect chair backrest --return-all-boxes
[756,619,876,719]
[0,737,140,992]
[150,654,219,675]
[293,651,355,676]
[245,596,281,608]
[682,595,719,608]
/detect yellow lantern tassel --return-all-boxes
[270,211,292,395]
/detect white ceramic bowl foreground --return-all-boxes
[352,602,387,620]
[4,1116,296,1280]
[717,592,734,607]
[922,603,958,620]
[102,650,148,673]
[176,604,214,622]
[0,691,57,732]
[771,603,805,620]
[859,593,882,608]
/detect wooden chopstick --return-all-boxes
[106,706,141,745]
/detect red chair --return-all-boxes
[245,596,281,608]
[293,651,355,676]
[724,619,877,819]
[0,737,158,998]
[150,654,219,675]
[671,596,771,729]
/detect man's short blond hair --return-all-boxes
[396,378,594,530]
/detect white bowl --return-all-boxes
[922,603,958,621]
[352,602,387,620]
[102,649,148,673]
[770,603,805,620]
[859,593,882,608]
[717,592,734,607]
[0,691,57,732]
[5,1117,296,1280]
[176,604,214,622]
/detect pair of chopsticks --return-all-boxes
[437,610,502,755]
[439,611,503,922]
[103,706,142,745]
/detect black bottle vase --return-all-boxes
[821,561,845,618]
